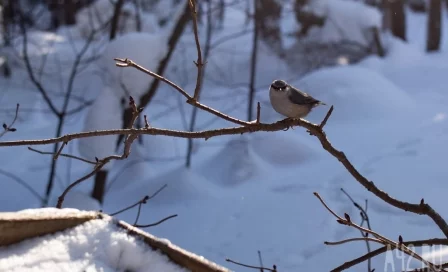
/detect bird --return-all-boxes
[269,79,326,119]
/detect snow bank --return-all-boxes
[78,86,122,165]
[304,0,381,46]
[0,217,187,272]
[249,132,320,167]
[296,65,416,121]
[99,32,168,98]
[198,136,261,187]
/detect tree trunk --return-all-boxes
[110,0,125,40]
[389,0,406,41]
[426,0,441,52]
[63,0,77,25]
[248,0,259,121]
[92,170,107,204]
[258,0,282,55]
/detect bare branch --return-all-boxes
[340,188,373,271]
[57,97,143,208]
[0,118,315,147]
[28,147,97,165]
[332,238,448,271]
[188,0,205,101]
[324,237,383,246]
[225,258,277,272]
[57,160,107,208]
[115,57,250,126]
[314,192,443,272]
[135,214,178,228]
[110,195,149,216]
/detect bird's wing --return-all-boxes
[287,86,321,105]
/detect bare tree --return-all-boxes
[18,6,102,205]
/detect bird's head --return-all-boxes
[270,80,288,92]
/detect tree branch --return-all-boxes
[314,192,443,272]
[134,214,178,228]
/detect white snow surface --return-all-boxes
[2,3,448,272]
[304,0,382,45]
[0,214,187,272]
[98,32,168,98]
[78,86,122,165]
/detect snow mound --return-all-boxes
[0,218,187,272]
[99,32,168,98]
[296,66,416,121]
[78,86,122,165]
[305,0,381,46]
[249,132,320,166]
[199,136,263,187]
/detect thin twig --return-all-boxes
[147,184,168,200]
[135,214,178,228]
[53,142,67,161]
[28,147,97,165]
[110,195,149,216]
[319,105,333,129]
[0,103,19,138]
[57,161,108,208]
[133,202,143,225]
[332,238,448,271]
[258,250,264,272]
[188,0,205,101]
[225,258,277,272]
[340,188,373,271]
[324,237,383,246]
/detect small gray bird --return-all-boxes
[269,79,325,119]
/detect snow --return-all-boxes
[78,86,122,165]
[0,214,187,272]
[296,65,416,122]
[98,32,168,98]
[1,2,448,272]
[304,0,382,45]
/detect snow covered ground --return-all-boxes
[0,1,448,272]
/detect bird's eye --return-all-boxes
[272,80,287,90]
